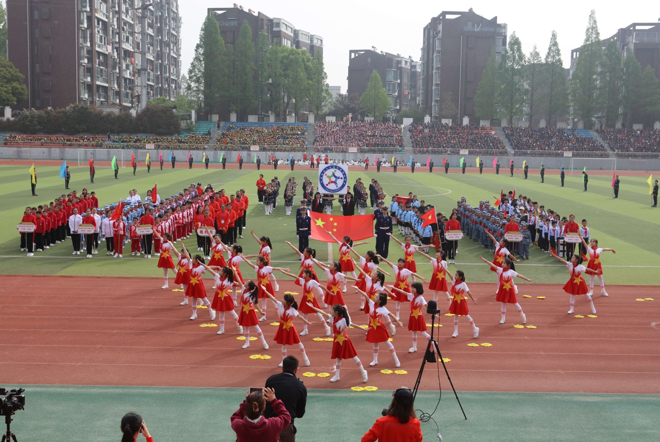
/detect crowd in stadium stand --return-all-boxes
[4,134,105,147]
[596,128,660,157]
[409,123,506,154]
[313,121,404,150]
[114,134,210,146]
[216,124,307,151]
[504,127,609,157]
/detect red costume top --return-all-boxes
[449,281,470,316]
[402,244,418,272]
[331,317,358,360]
[298,277,322,314]
[428,258,448,292]
[495,268,518,304]
[272,301,301,345]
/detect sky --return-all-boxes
[180,1,658,92]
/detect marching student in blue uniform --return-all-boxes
[296,200,311,253]
[374,201,393,259]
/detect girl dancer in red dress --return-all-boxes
[356,289,403,367]
[579,235,616,297]
[171,244,192,305]
[446,271,479,338]
[184,252,215,321]
[224,244,246,294]
[480,256,531,324]
[311,259,356,315]
[153,231,176,289]
[389,282,432,353]
[280,269,332,337]
[388,235,419,277]
[416,249,453,302]
[377,255,426,320]
[485,232,520,294]
[202,264,242,335]
[306,303,369,384]
[243,256,289,322]
[349,248,390,309]
[551,252,601,315]
[247,230,280,291]
[261,287,312,367]
[285,242,318,287]
[236,281,269,350]
[354,265,388,315]
[325,231,369,291]
[208,234,227,269]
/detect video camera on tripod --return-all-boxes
[0,389,24,416]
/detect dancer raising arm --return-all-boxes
[247,231,280,291]
[183,251,215,321]
[387,234,419,279]
[260,287,312,367]
[377,255,426,320]
[243,255,290,322]
[389,282,432,352]
[170,244,191,305]
[579,234,616,297]
[446,271,479,339]
[236,280,270,350]
[311,258,356,313]
[153,230,175,289]
[485,231,519,294]
[355,288,403,368]
[324,231,368,292]
[550,252,601,315]
[416,249,453,302]
[279,269,332,337]
[202,264,243,335]
[285,241,318,286]
[480,256,531,324]
[306,303,369,384]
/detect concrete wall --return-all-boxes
[2,147,660,171]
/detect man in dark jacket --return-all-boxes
[264,356,307,442]
[341,192,356,216]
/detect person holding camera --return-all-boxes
[120,412,153,442]
[361,387,422,442]
[231,387,291,442]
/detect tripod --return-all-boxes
[1,414,18,442]
[411,307,467,420]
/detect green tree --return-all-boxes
[201,14,226,117]
[525,45,543,127]
[235,21,256,119]
[440,91,458,122]
[621,53,642,128]
[498,32,527,125]
[570,10,603,129]
[600,40,623,128]
[637,66,660,128]
[0,0,7,59]
[359,70,391,120]
[327,93,362,120]
[543,31,568,127]
[185,33,205,113]
[309,52,331,117]
[474,48,498,121]
[284,50,310,121]
[0,56,28,107]
[265,45,284,118]
[134,104,181,135]
[255,31,269,119]
[395,106,426,124]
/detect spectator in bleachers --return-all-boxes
[409,123,506,154]
[217,124,307,151]
[4,134,104,147]
[313,121,403,152]
[504,127,608,157]
[596,128,660,157]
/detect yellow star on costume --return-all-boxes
[282,320,293,330]
[333,229,337,232]
[341,254,351,261]
[213,253,222,259]
[452,293,465,302]
[398,282,408,289]
[335,332,347,345]
[594,258,600,264]
[217,290,227,299]
[260,278,269,286]
[315,219,326,228]
[306,292,314,301]
[178,267,186,274]
[190,277,199,285]
[573,276,583,284]
[161,251,170,258]
[406,255,414,262]
[369,317,381,329]
[334,223,337,226]
[502,281,512,290]
[330,285,340,294]
[436,272,445,279]
[242,303,251,313]
[495,255,504,263]
[411,308,422,318]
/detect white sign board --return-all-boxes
[318,164,349,195]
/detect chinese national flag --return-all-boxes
[421,208,437,228]
[110,201,124,221]
[395,196,411,206]
[310,213,374,243]
[152,184,158,203]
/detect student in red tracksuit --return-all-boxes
[113,217,126,258]
[34,211,45,252]
[130,218,141,255]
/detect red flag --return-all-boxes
[187,152,191,162]
[421,208,437,228]
[237,153,241,163]
[611,172,616,188]
[310,212,374,243]
[131,154,135,167]
[110,201,124,221]
[581,251,589,261]
[442,157,446,166]
[493,157,497,168]
[152,184,158,203]
[512,187,516,199]
[395,196,411,206]
[550,245,557,256]
[495,188,503,206]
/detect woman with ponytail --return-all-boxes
[261,288,312,367]
[285,242,318,286]
[202,264,243,335]
[237,280,270,350]
[279,269,331,337]
[231,388,291,442]
[325,231,368,291]
[247,230,280,291]
[480,256,531,324]
[243,256,290,322]
[120,412,152,442]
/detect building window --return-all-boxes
[35,28,39,38]
[35,46,39,55]
[36,63,40,73]
[36,81,40,91]
[34,10,39,20]
[36,98,41,107]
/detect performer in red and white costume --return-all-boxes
[377,255,426,320]
[244,256,289,322]
[246,230,280,292]
[416,249,453,302]
[305,304,368,384]
[224,244,246,291]
[390,282,432,353]
[112,216,126,258]
[446,271,479,339]
[279,269,331,337]
[203,264,242,335]
[480,256,531,324]
[285,241,318,286]
[261,288,312,367]
[388,235,419,275]
[171,245,192,305]
[551,252,601,315]
[208,234,227,269]
[325,231,369,292]
[485,231,519,293]
[236,281,269,350]
[184,253,214,321]
[579,235,616,297]
[356,289,402,368]
[153,231,175,289]
[311,259,356,317]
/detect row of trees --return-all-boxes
[0,104,181,135]
[475,10,660,129]
[185,15,331,121]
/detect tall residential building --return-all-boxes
[7,0,181,111]
[209,7,323,58]
[421,10,507,123]
[329,86,341,102]
[347,49,420,113]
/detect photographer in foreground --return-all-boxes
[231,387,291,442]
[361,387,422,442]
[120,413,153,442]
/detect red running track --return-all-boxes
[2,275,659,393]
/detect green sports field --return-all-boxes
[1,163,658,285]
